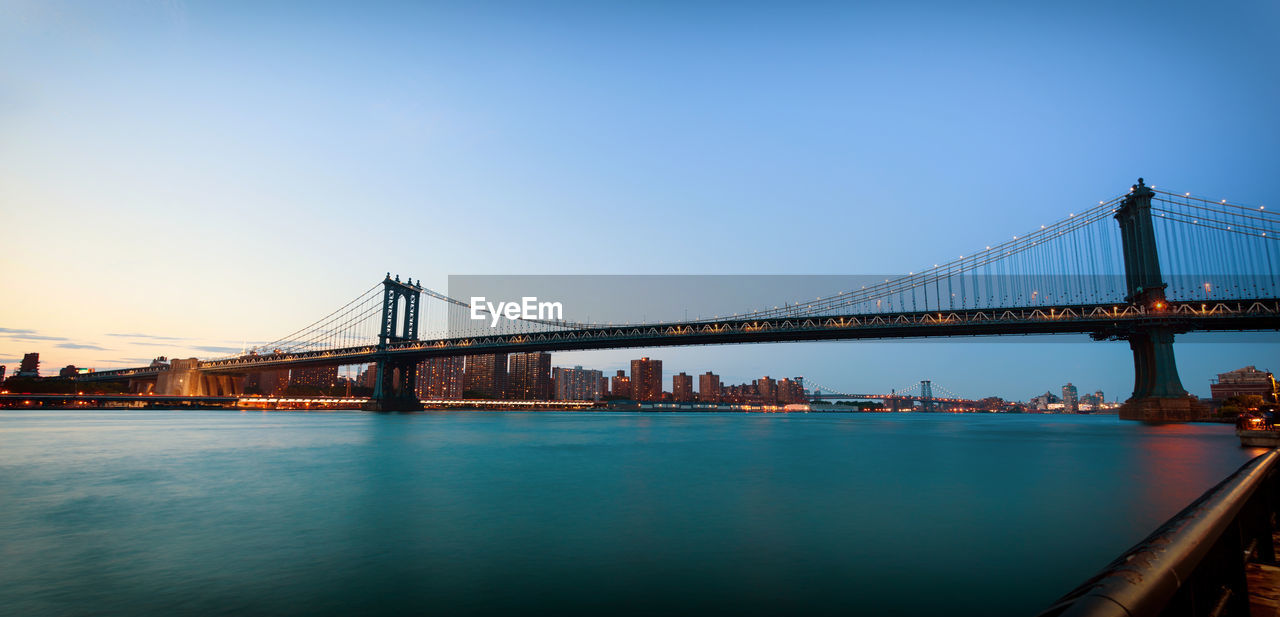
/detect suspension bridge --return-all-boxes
[806,380,980,412]
[80,179,1280,421]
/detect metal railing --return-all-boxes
[1037,449,1280,617]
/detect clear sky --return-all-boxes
[1,0,1277,399]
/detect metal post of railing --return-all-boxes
[1036,450,1280,617]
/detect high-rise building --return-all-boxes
[554,366,603,401]
[18,353,39,378]
[599,376,610,398]
[698,372,721,403]
[0,365,6,382]
[757,376,778,404]
[417,356,465,399]
[292,366,338,390]
[464,353,508,399]
[358,364,378,389]
[672,372,693,402]
[778,377,806,404]
[630,357,663,401]
[611,370,631,400]
[508,352,553,400]
[1062,383,1079,413]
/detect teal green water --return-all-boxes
[0,410,1259,616]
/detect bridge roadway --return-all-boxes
[80,298,1280,382]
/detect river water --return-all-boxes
[0,410,1260,616]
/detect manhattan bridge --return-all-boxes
[81,180,1280,421]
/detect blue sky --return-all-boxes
[1,1,1276,399]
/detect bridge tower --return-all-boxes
[1110,179,1206,422]
[364,274,425,412]
[920,380,934,412]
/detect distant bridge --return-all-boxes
[805,380,981,411]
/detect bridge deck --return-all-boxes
[75,299,1280,381]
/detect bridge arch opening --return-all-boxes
[396,295,408,339]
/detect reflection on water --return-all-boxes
[1135,423,1265,524]
[0,410,1256,616]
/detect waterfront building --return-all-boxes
[1079,391,1099,410]
[417,356,465,399]
[599,376,610,398]
[672,372,693,402]
[508,352,552,400]
[1073,390,1106,411]
[1062,383,1079,413]
[726,381,764,405]
[18,352,39,378]
[1210,366,1278,401]
[1030,391,1060,411]
[698,372,721,403]
[464,353,508,399]
[630,357,663,401]
[611,370,631,400]
[553,365,603,401]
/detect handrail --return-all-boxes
[1037,449,1280,617]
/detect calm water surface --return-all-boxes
[0,410,1261,616]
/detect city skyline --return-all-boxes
[2,1,1276,400]
[0,345,1232,406]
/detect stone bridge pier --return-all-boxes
[155,359,243,396]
